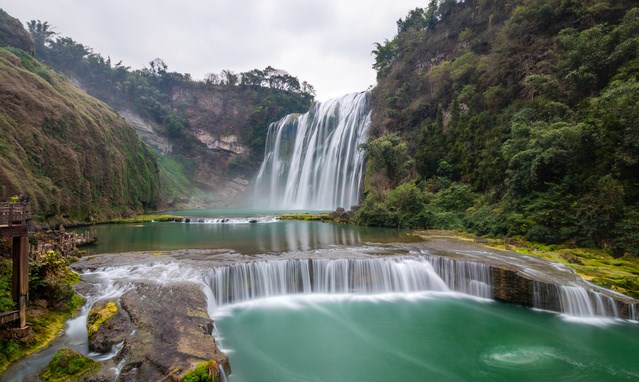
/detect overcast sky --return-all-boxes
[2,0,425,101]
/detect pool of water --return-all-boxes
[214,294,639,382]
[75,218,414,255]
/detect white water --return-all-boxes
[424,254,493,298]
[253,92,371,210]
[558,286,619,318]
[203,256,637,321]
[204,257,449,306]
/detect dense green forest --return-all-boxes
[25,21,315,206]
[358,0,639,256]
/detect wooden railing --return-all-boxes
[0,202,32,226]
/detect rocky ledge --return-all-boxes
[70,256,230,382]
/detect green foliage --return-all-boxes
[40,347,99,382]
[363,2,639,255]
[0,258,15,311]
[360,133,413,188]
[183,360,218,382]
[0,45,161,221]
[29,250,78,310]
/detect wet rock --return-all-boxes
[87,300,131,353]
[116,282,229,381]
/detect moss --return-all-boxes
[413,230,639,298]
[40,347,100,382]
[101,214,182,224]
[0,295,84,374]
[278,213,331,221]
[87,301,118,338]
[182,360,219,382]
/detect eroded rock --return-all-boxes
[115,282,229,381]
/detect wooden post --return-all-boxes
[12,236,29,329]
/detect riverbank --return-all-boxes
[413,230,639,299]
[73,211,639,298]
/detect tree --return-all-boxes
[371,39,397,78]
[360,133,413,188]
[27,20,56,59]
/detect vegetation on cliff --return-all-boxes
[25,21,315,207]
[0,10,34,55]
[359,0,639,257]
[0,44,160,221]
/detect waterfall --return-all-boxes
[558,286,619,318]
[424,255,493,299]
[203,256,636,319]
[204,257,449,306]
[252,92,371,210]
[203,256,500,307]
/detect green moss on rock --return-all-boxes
[183,360,219,382]
[40,347,99,382]
[87,301,118,338]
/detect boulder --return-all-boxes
[87,300,130,353]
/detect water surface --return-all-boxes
[76,219,413,255]
[214,294,639,382]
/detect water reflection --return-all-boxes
[77,219,406,255]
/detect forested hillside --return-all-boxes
[26,21,315,207]
[359,0,639,256]
[0,47,159,221]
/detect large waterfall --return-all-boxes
[252,92,371,210]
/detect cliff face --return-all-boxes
[159,83,311,207]
[0,46,160,221]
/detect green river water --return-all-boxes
[214,294,639,382]
[69,214,639,382]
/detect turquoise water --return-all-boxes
[214,294,639,382]
[76,219,412,255]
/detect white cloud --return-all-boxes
[1,0,425,101]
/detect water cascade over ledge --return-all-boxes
[203,256,639,320]
[252,92,371,210]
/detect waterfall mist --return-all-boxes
[252,92,371,210]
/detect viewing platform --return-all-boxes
[0,200,33,331]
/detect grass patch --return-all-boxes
[100,214,182,224]
[278,213,331,221]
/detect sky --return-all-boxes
[1,0,426,101]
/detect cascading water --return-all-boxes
[557,285,619,318]
[203,255,637,320]
[424,254,493,298]
[205,257,449,306]
[252,91,371,210]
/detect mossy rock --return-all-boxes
[87,301,119,338]
[182,360,219,382]
[40,347,100,382]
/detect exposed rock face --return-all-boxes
[116,282,229,381]
[118,109,172,155]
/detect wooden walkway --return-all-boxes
[0,201,32,330]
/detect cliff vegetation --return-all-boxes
[26,21,315,208]
[360,0,639,257]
